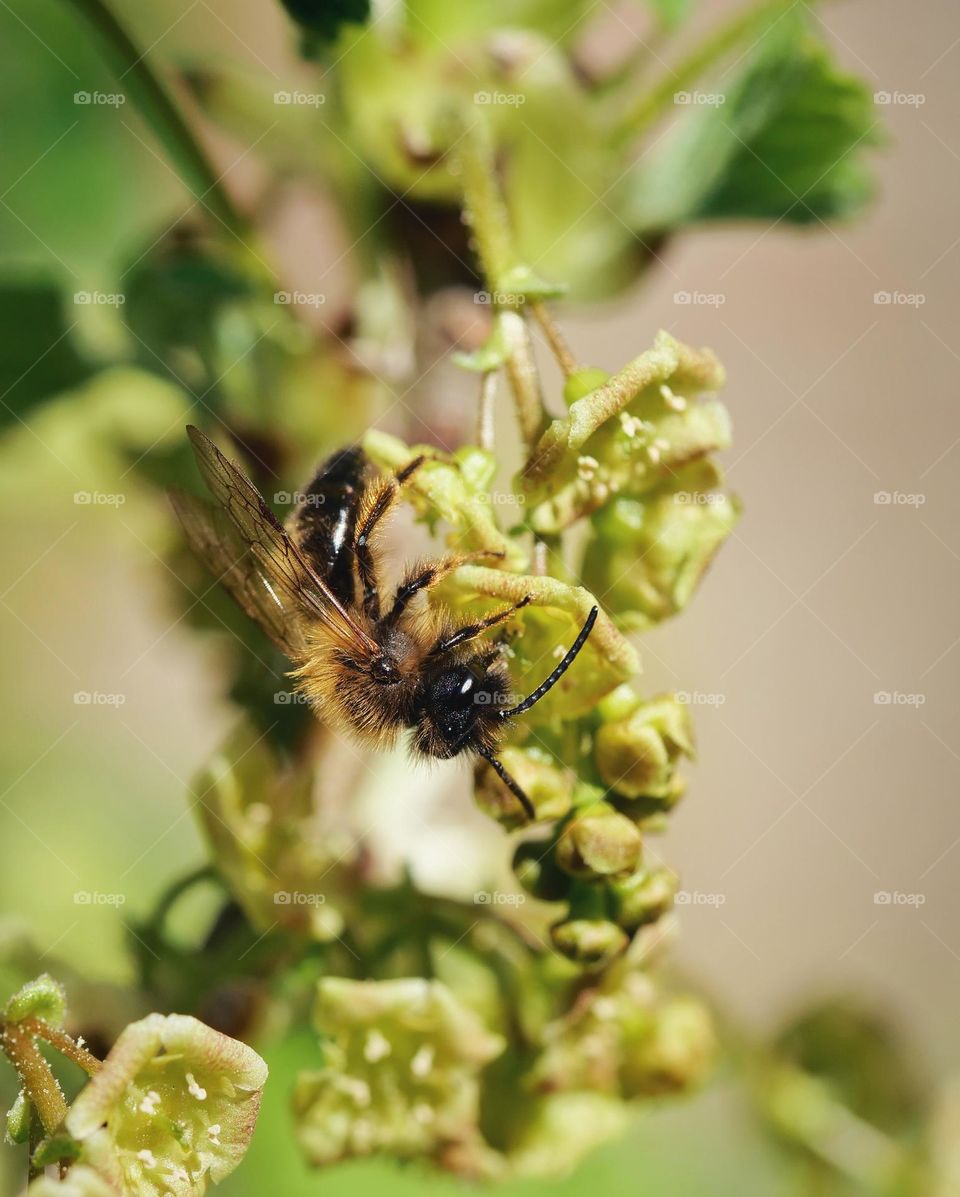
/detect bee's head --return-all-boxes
[412,656,509,759]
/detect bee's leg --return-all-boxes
[380,550,504,630]
[353,456,427,620]
[429,595,531,655]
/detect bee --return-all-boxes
[170,426,597,821]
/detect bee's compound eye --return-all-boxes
[370,656,401,685]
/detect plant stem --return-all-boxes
[64,0,247,238]
[530,302,578,377]
[1,1023,67,1136]
[19,1020,101,1077]
[457,119,549,448]
[619,0,811,142]
[499,311,548,448]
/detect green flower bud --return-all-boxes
[294,978,504,1169]
[563,367,610,407]
[476,747,574,826]
[550,919,628,968]
[555,806,642,880]
[620,996,715,1098]
[609,867,678,931]
[582,470,740,630]
[193,719,346,942]
[512,840,571,902]
[595,694,694,803]
[66,1013,267,1197]
[27,1165,117,1196]
[506,1093,628,1179]
[4,973,66,1027]
[6,1089,31,1145]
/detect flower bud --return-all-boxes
[4,973,66,1027]
[620,996,715,1098]
[550,919,628,968]
[27,1165,116,1196]
[294,978,504,1169]
[609,867,677,931]
[66,1013,267,1196]
[563,367,610,406]
[583,478,739,629]
[6,1089,30,1145]
[512,840,571,902]
[475,746,574,826]
[555,805,642,880]
[594,695,694,803]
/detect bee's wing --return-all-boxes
[176,425,379,659]
[170,488,302,655]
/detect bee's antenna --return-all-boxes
[500,606,599,720]
[475,744,535,820]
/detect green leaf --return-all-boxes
[624,16,882,231]
[0,283,93,427]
